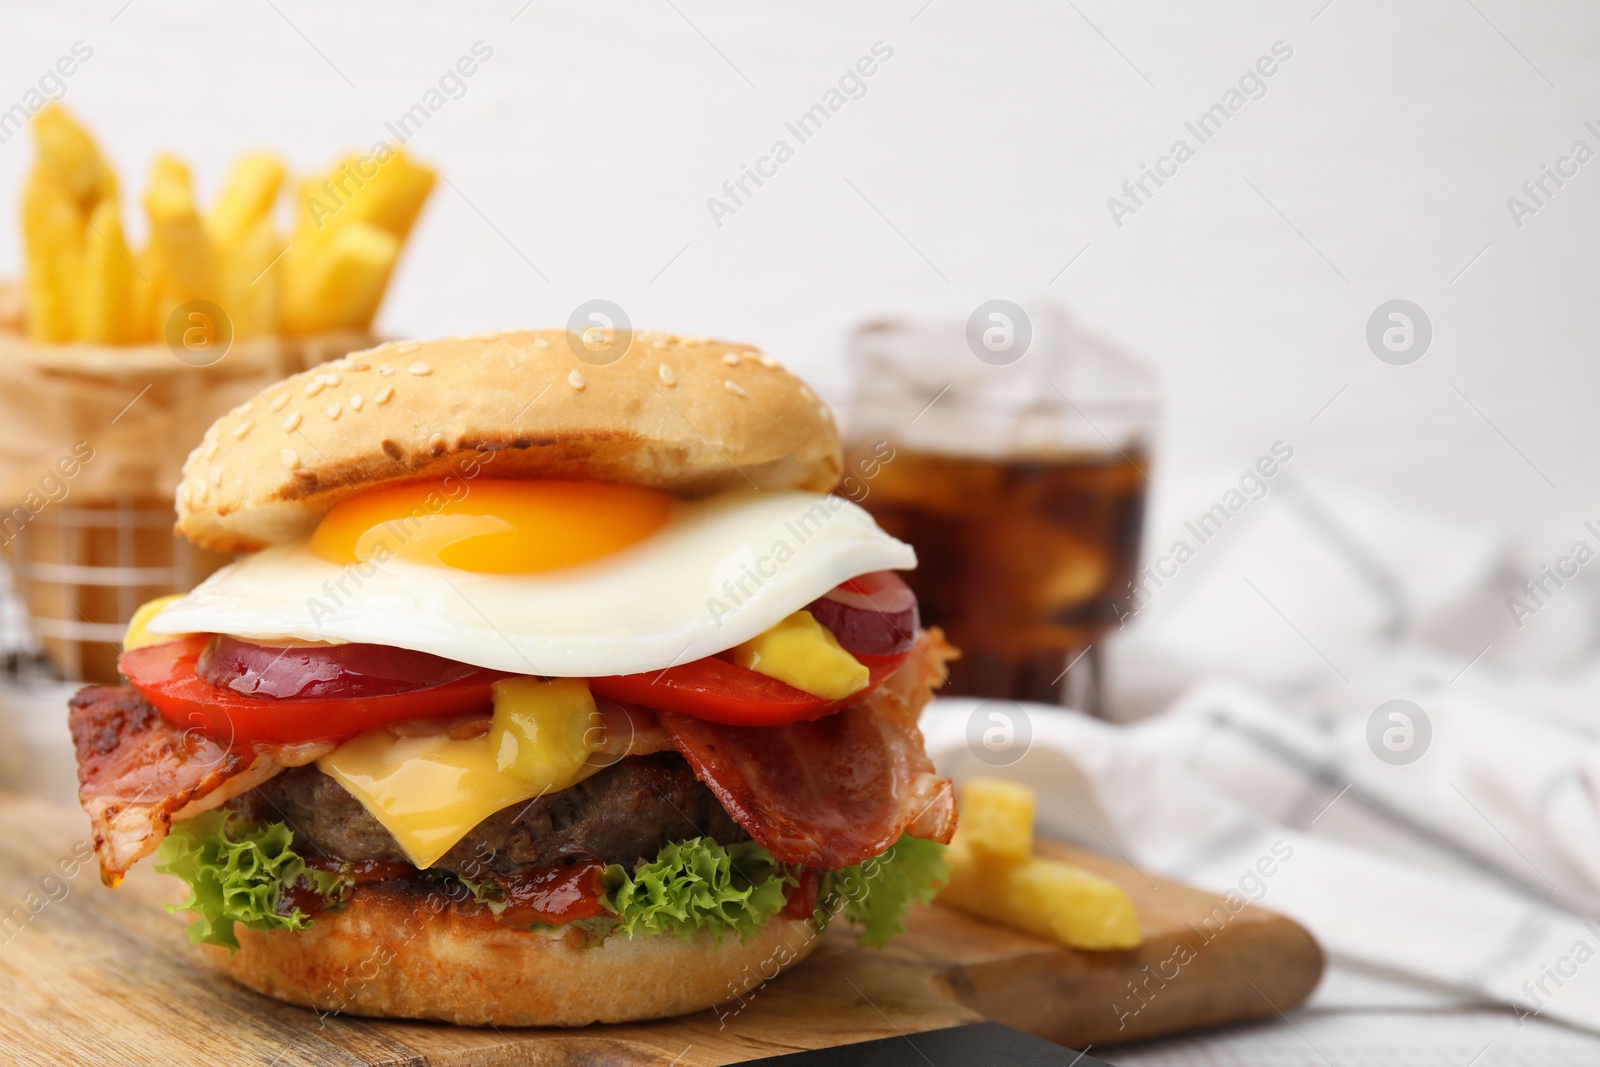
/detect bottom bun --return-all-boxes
[205,883,825,1027]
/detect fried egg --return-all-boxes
[148,482,915,677]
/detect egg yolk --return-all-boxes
[310,480,673,574]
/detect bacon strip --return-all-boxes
[661,629,958,869]
[68,686,286,884]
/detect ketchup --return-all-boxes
[497,860,607,926]
[276,857,412,919]
[274,856,608,928]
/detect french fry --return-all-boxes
[218,216,283,340]
[131,245,159,343]
[941,838,1143,950]
[346,148,435,241]
[208,153,287,339]
[207,152,285,250]
[958,778,1036,862]
[20,169,84,342]
[938,778,1142,950]
[30,104,117,213]
[280,221,398,335]
[77,199,144,343]
[281,147,434,334]
[148,154,187,192]
[143,154,218,332]
[22,105,121,342]
[299,148,435,241]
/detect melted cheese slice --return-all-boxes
[317,729,597,868]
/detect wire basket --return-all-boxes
[2,498,231,684]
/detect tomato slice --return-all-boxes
[589,650,909,727]
[119,635,506,748]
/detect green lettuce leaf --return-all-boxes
[154,814,947,952]
[599,834,948,948]
[154,812,347,952]
[601,838,790,944]
[453,872,507,911]
[818,835,949,947]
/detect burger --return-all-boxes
[68,330,958,1026]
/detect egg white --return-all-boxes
[148,490,916,677]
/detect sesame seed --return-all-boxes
[378,365,395,377]
[682,337,703,346]
[798,385,814,401]
[304,379,325,397]
[284,411,302,431]
[568,369,586,390]
[200,439,218,460]
[231,421,253,440]
[658,364,677,386]
[282,449,300,470]
[409,363,431,376]
[349,362,371,372]
[722,352,741,366]
[652,339,667,350]
[428,433,447,455]
[759,354,777,368]
[192,482,209,505]
[394,341,421,355]
[534,337,551,349]
[819,405,833,422]
[228,402,251,417]
[326,402,341,420]
[320,372,340,387]
[375,385,394,405]
[350,394,363,412]
[210,465,222,487]
[267,393,289,411]
[723,380,748,398]
[381,438,403,460]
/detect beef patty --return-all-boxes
[230,752,746,880]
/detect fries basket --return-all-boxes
[0,301,373,684]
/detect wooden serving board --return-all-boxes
[0,794,1322,1064]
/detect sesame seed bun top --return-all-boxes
[173,329,843,554]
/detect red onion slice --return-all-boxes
[197,635,478,700]
[806,571,919,655]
